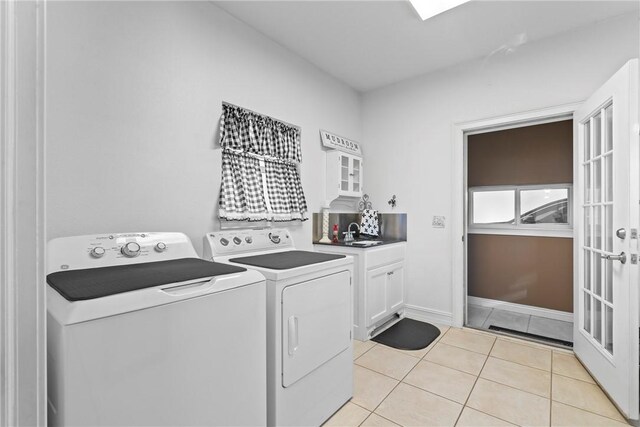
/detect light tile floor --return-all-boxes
[325,326,628,427]
[467,304,573,344]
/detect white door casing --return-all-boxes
[574,58,639,420]
[452,103,581,328]
[1,0,47,426]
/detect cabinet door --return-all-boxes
[386,262,405,313]
[340,154,350,193]
[351,157,362,195]
[366,266,388,327]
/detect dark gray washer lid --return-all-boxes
[47,258,246,301]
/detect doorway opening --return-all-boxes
[463,117,575,348]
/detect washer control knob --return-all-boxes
[220,238,229,246]
[269,233,281,244]
[121,242,141,257]
[245,236,253,244]
[90,247,106,258]
[155,242,167,252]
[233,237,242,245]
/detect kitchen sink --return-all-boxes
[350,240,383,247]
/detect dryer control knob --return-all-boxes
[90,247,106,258]
[245,236,253,244]
[233,237,242,245]
[155,242,167,252]
[220,238,229,246]
[121,242,141,257]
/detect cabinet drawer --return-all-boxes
[365,243,406,269]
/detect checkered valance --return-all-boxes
[218,103,308,222]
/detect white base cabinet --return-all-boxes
[314,242,406,341]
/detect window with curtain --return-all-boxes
[218,103,308,222]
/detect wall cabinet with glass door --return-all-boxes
[326,151,363,200]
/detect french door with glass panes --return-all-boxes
[575,59,639,420]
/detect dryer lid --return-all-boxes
[229,250,345,270]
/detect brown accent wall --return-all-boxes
[468,234,573,312]
[467,120,573,313]
[468,120,573,187]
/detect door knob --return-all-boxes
[616,228,626,239]
[601,252,626,264]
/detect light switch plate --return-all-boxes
[432,216,446,228]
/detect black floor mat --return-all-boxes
[372,318,441,350]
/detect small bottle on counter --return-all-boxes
[332,224,339,243]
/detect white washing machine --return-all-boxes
[204,229,354,427]
[47,232,267,427]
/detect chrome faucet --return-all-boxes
[343,222,360,243]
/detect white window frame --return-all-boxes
[469,183,573,238]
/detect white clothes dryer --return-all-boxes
[204,229,354,427]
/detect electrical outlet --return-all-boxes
[432,216,445,228]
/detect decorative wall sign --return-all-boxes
[320,130,363,155]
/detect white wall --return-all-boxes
[47,2,639,323]
[361,13,639,323]
[46,1,361,254]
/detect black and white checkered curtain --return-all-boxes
[218,103,307,221]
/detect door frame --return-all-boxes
[0,0,47,425]
[451,102,582,328]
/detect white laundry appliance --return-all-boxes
[203,228,354,427]
[46,232,267,427]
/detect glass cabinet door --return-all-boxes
[352,157,361,193]
[340,155,349,192]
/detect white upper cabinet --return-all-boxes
[326,151,363,200]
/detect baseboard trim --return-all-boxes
[468,296,573,323]
[405,305,453,327]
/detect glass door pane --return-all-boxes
[581,103,614,356]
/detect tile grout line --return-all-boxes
[480,377,551,401]
[354,363,404,384]
[357,411,398,427]
[441,330,496,356]
[353,341,377,362]
[468,375,627,425]
[354,339,437,419]
[468,371,625,424]
[354,327,449,383]
[453,335,497,426]
[360,327,458,425]
[552,371,596,385]
[402,329,557,378]
[360,327,625,426]
[357,327,624,426]
[549,348,553,426]
[550,395,629,424]
[550,356,625,423]
[487,354,552,375]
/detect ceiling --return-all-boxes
[214,0,639,92]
